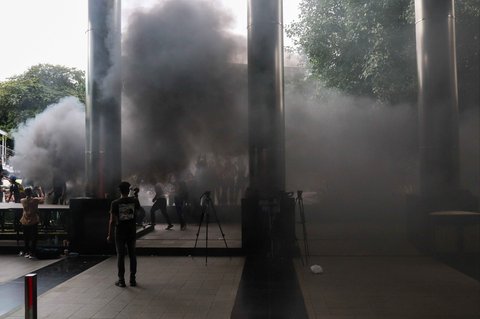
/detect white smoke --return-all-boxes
[10,96,85,195]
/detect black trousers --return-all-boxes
[115,227,137,281]
[23,224,38,255]
[150,197,171,225]
[174,199,186,227]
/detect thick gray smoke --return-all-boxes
[121,0,247,181]
[10,97,85,196]
[8,0,477,209]
[284,71,419,214]
[285,67,479,214]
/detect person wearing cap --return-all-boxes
[107,181,140,287]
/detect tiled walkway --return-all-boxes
[3,256,244,319]
[1,253,479,318]
[0,256,108,318]
[1,219,479,318]
[296,256,480,318]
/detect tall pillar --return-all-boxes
[244,0,294,257]
[86,0,122,198]
[247,0,285,198]
[415,0,460,198]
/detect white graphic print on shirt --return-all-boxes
[118,203,135,221]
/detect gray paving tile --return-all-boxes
[295,256,480,318]
[2,256,244,319]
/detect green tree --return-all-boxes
[288,0,479,106]
[0,64,85,132]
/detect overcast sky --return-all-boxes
[0,0,301,81]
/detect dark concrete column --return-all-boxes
[86,0,122,198]
[244,0,295,258]
[415,0,460,198]
[247,0,285,198]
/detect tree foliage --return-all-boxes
[0,64,85,132]
[288,0,479,106]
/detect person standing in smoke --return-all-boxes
[107,181,140,287]
[43,175,66,229]
[150,180,173,230]
[174,180,188,230]
[7,176,23,234]
[133,187,146,227]
[223,158,235,205]
[48,175,67,205]
[235,159,248,204]
[192,155,208,219]
[7,176,22,203]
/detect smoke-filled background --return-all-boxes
[121,0,247,182]
[7,0,478,209]
[285,73,478,214]
[285,78,419,216]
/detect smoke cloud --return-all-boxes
[10,96,85,196]
[8,0,477,208]
[284,71,419,213]
[121,0,247,181]
[285,70,479,212]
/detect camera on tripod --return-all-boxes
[200,191,212,206]
[194,189,229,265]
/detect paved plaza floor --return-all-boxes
[1,253,479,318]
[1,218,479,318]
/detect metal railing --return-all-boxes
[0,206,71,243]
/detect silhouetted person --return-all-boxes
[7,176,23,233]
[133,187,146,226]
[235,159,248,204]
[174,180,188,230]
[221,158,235,205]
[42,176,66,229]
[7,176,22,203]
[107,181,140,287]
[48,175,66,204]
[20,187,44,258]
[151,181,173,229]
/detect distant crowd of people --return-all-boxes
[0,169,67,260]
[191,154,248,206]
[126,155,249,229]
[0,173,66,205]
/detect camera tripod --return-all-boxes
[295,190,310,265]
[194,191,229,265]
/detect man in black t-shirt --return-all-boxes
[107,181,140,287]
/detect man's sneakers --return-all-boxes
[165,224,174,230]
[115,277,137,287]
